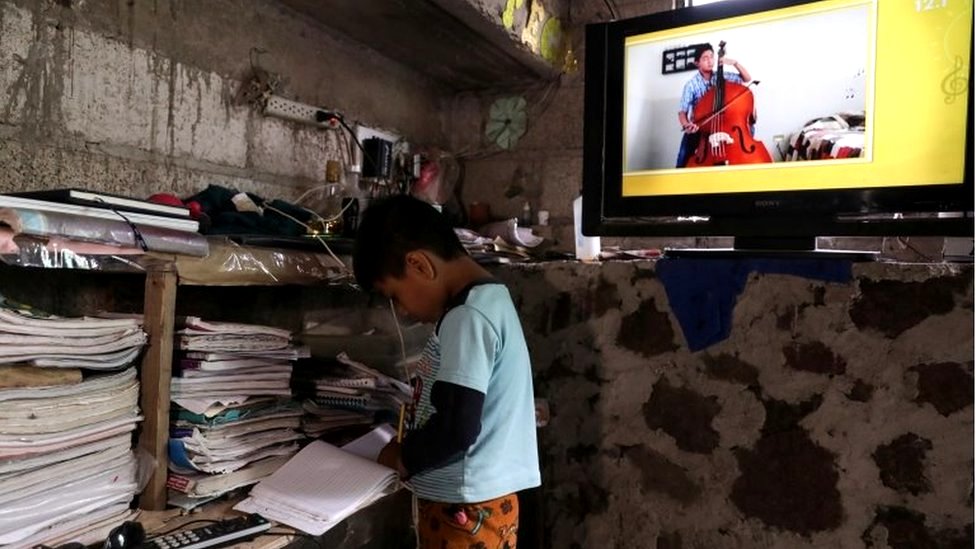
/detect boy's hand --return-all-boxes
[377,440,408,478]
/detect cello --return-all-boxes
[685,41,772,167]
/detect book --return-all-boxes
[0,194,199,233]
[8,188,191,219]
[0,448,133,507]
[234,439,399,535]
[180,317,293,339]
[166,454,290,497]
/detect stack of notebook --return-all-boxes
[167,317,309,508]
[294,353,411,439]
[0,297,147,370]
[0,367,142,546]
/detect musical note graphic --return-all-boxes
[844,68,864,100]
[942,55,967,104]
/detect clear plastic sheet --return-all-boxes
[0,231,349,285]
[164,238,351,286]
[0,208,209,257]
[0,232,147,272]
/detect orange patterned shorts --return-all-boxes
[417,493,519,549]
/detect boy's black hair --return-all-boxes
[694,43,714,64]
[352,194,466,292]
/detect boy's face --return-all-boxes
[696,49,715,73]
[375,252,444,324]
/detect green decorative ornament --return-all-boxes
[485,96,528,150]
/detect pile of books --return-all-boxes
[0,297,147,370]
[0,298,146,545]
[166,398,303,508]
[167,317,309,508]
[0,367,142,546]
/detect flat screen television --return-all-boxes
[582,0,973,252]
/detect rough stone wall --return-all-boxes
[493,260,973,549]
[0,0,448,202]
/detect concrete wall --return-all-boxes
[0,0,448,203]
[447,0,675,251]
[494,259,973,549]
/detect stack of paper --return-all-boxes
[234,432,398,535]
[168,398,303,474]
[0,368,142,547]
[168,318,309,508]
[0,297,146,370]
[170,317,309,408]
[300,400,374,439]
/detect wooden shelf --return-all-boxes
[277,0,560,90]
[1,241,350,510]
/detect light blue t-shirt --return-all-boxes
[408,283,541,503]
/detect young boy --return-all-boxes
[352,195,541,549]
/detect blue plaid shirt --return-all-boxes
[679,71,744,117]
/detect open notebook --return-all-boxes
[233,427,398,535]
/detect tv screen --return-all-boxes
[582,0,973,249]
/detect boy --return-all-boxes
[353,195,540,549]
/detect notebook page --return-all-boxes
[341,424,395,461]
[249,440,397,520]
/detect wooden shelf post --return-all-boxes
[138,267,178,510]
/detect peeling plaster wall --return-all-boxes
[493,260,973,548]
[0,0,447,201]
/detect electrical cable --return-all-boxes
[152,519,219,537]
[336,117,378,174]
[256,202,353,278]
[257,531,323,548]
[292,182,342,206]
[95,198,150,251]
[385,298,412,394]
[603,0,618,20]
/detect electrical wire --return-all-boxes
[292,183,342,207]
[337,117,377,174]
[314,234,352,273]
[389,299,407,357]
[603,0,618,20]
[896,236,941,262]
[257,531,323,548]
[152,519,219,537]
[256,202,353,277]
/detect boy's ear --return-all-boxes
[404,250,436,280]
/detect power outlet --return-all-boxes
[354,124,402,173]
[264,95,340,129]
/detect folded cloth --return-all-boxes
[656,258,852,351]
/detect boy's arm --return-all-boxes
[399,380,484,476]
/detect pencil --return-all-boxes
[396,403,406,443]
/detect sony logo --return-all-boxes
[754,199,782,208]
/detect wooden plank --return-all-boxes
[0,364,82,389]
[137,268,178,510]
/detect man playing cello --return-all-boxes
[676,42,769,168]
